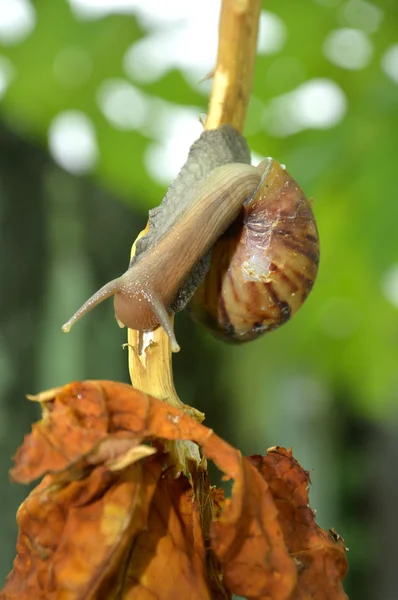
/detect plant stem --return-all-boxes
[206,0,262,133]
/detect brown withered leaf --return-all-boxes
[2,457,162,600]
[11,383,141,483]
[209,453,297,599]
[120,476,213,599]
[248,449,348,600]
[2,381,348,600]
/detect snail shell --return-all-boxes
[187,158,320,342]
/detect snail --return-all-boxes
[62,125,319,351]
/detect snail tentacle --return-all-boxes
[61,277,123,333]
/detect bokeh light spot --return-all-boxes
[48,111,98,175]
[68,0,140,18]
[95,72,205,183]
[0,55,15,100]
[264,78,347,137]
[70,0,219,91]
[341,0,383,34]
[382,265,398,309]
[144,109,203,184]
[0,0,35,45]
[257,11,286,55]
[251,152,268,168]
[323,28,373,70]
[381,44,398,85]
[97,79,149,130]
[123,21,218,88]
[295,79,346,127]
[68,0,220,24]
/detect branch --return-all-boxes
[206,0,261,133]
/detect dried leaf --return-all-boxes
[2,458,162,600]
[121,476,212,600]
[209,453,297,599]
[248,449,348,600]
[2,381,348,600]
[11,382,111,483]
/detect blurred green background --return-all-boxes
[0,0,397,597]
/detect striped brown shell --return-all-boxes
[187,158,320,342]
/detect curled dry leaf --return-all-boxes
[1,381,348,600]
[3,459,163,600]
[248,450,348,600]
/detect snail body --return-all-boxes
[62,125,319,351]
[187,159,319,341]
